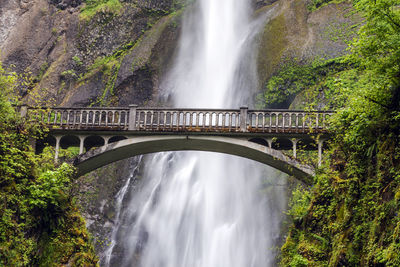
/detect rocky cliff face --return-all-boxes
[256,0,359,93]
[0,0,360,260]
[1,0,183,107]
[1,0,357,107]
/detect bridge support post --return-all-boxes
[266,138,272,148]
[318,139,325,167]
[240,106,248,132]
[103,136,110,145]
[78,136,85,154]
[292,138,298,158]
[129,104,138,131]
[55,136,61,163]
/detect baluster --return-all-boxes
[164,112,168,129]
[86,111,90,125]
[236,112,240,130]
[269,112,274,132]
[157,111,160,130]
[68,110,72,126]
[104,111,108,126]
[55,111,58,125]
[116,111,121,126]
[302,113,306,133]
[262,112,266,132]
[144,112,148,130]
[79,111,83,127]
[228,113,232,131]
[149,111,153,129]
[182,112,186,130]
[175,111,178,129]
[72,110,76,126]
[255,113,259,130]
[316,113,319,130]
[282,113,285,133]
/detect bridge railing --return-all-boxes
[131,107,333,133]
[26,107,130,130]
[246,110,332,133]
[134,108,241,132]
[25,106,333,133]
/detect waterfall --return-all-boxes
[102,0,287,266]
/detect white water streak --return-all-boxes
[105,0,287,266]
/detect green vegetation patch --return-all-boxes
[0,62,98,266]
[281,0,400,265]
[257,58,351,109]
[308,0,345,11]
[80,0,123,21]
[78,41,136,106]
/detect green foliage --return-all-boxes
[259,59,351,108]
[281,0,400,265]
[73,55,83,66]
[79,41,137,105]
[307,0,344,11]
[80,0,123,21]
[0,61,98,265]
[286,186,311,222]
[61,69,78,80]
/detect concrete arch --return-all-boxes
[108,136,127,144]
[73,135,315,184]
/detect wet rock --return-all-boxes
[50,0,82,10]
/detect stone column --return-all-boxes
[266,138,273,148]
[79,136,85,154]
[129,104,138,131]
[292,138,298,158]
[55,136,61,163]
[240,106,248,132]
[103,136,110,145]
[318,139,325,167]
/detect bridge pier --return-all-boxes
[78,136,85,154]
[103,136,111,145]
[318,139,325,167]
[292,138,298,158]
[55,135,61,162]
[266,138,272,148]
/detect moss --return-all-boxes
[257,58,351,109]
[36,208,98,266]
[257,13,288,87]
[79,0,123,21]
[77,41,133,106]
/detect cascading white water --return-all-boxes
[102,0,287,266]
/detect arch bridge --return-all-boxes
[22,105,333,185]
